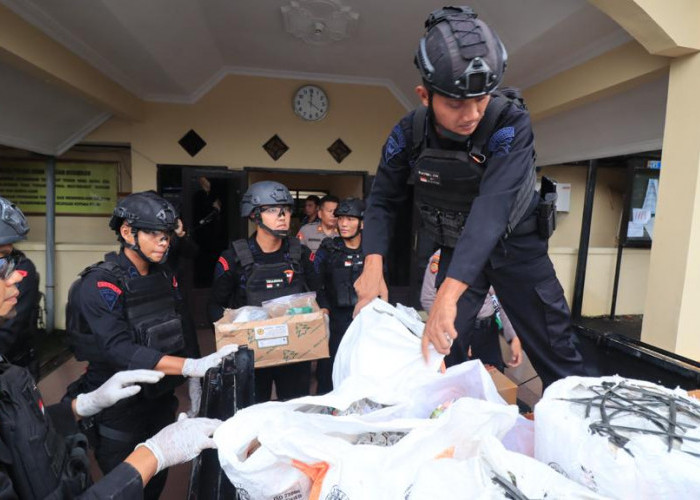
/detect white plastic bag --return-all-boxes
[216,397,518,500]
[408,436,607,499]
[535,376,700,499]
[332,298,443,390]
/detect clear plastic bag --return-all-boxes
[229,306,269,323]
[261,292,320,318]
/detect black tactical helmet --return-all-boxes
[334,198,365,219]
[240,181,294,218]
[0,197,29,245]
[415,6,507,99]
[109,191,178,234]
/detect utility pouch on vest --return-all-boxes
[537,176,558,239]
[136,316,186,353]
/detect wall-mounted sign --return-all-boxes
[0,159,118,215]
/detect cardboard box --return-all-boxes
[215,309,329,369]
[487,366,518,405]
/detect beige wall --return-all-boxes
[26,74,650,326]
[87,75,407,190]
[541,164,650,316]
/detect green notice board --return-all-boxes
[0,160,118,215]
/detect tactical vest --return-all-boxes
[320,237,364,308]
[66,253,186,399]
[411,89,537,248]
[0,360,91,499]
[232,238,307,306]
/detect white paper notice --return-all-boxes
[643,179,658,214]
[632,208,652,225]
[627,222,644,238]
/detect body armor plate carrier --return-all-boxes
[411,89,538,248]
[320,237,364,308]
[232,237,308,307]
[66,252,186,399]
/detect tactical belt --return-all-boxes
[97,424,138,443]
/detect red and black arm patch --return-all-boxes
[214,255,231,278]
[97,280,122,311]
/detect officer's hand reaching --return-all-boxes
[182,344,239,378]
[353,254,388,317]
[422,277,468,362]
[136,414,222,475]
[507,336,523,368]
[74,369,165,418]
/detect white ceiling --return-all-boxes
[1,0,666,162]
[1,0,630,107]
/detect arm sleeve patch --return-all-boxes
[488,126,515,157]
[218,256,230,272]
[383,124,406,164]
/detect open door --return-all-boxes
[158,165,248,327]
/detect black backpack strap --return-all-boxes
[287,237,302,266]
[469,92,512,158]
[232,239,254,270]
[411,106,429,161]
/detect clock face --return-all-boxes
[293,85,328,121]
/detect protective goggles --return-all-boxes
[0,254,17,280]
[260,206,293,216]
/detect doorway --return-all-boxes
[157,165,248,326]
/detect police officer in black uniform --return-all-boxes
[0,267,222,500]
[208,181,317,402]
[355,6,586,388]
[313,198,365,394]
[0,197,40,379]
[66,191,237,499]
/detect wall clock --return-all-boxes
[293,84,329,121]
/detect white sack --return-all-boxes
[332,298,443,391]
[216,398,518,500]
[535,376,700,499]
[408,436,608,499]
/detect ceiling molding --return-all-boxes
[518,29,631,90]
[55,111,112,156]
[143,66,414,110]
[0,112,111,156]
[537,138,663,167]
[0,0,145,97]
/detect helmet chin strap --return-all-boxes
[428,92,471,144]
[126,229,169,264]
[340,225,362,241]
[253,211,288,239]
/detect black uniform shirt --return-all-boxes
[0,250,38,356]
[208,234,317,323]
[78,251,173,387]
[0,398,144,500]
[363,96,536,286]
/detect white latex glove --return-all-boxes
[182,344,238,378]
[137,414,222,474]
[75,369,165,418]
[187,377,203,417]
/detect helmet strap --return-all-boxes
[253,209,288,239]
[126,228,169,265]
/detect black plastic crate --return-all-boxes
[188,346,255,500]
[574,325,700,390]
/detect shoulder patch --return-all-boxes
[488,126,515,157]
[383,124,406,164]
[97,281,122,310]
[16,269,28,278]
[218,256,230,272]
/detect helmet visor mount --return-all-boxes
[418,39,497,99]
